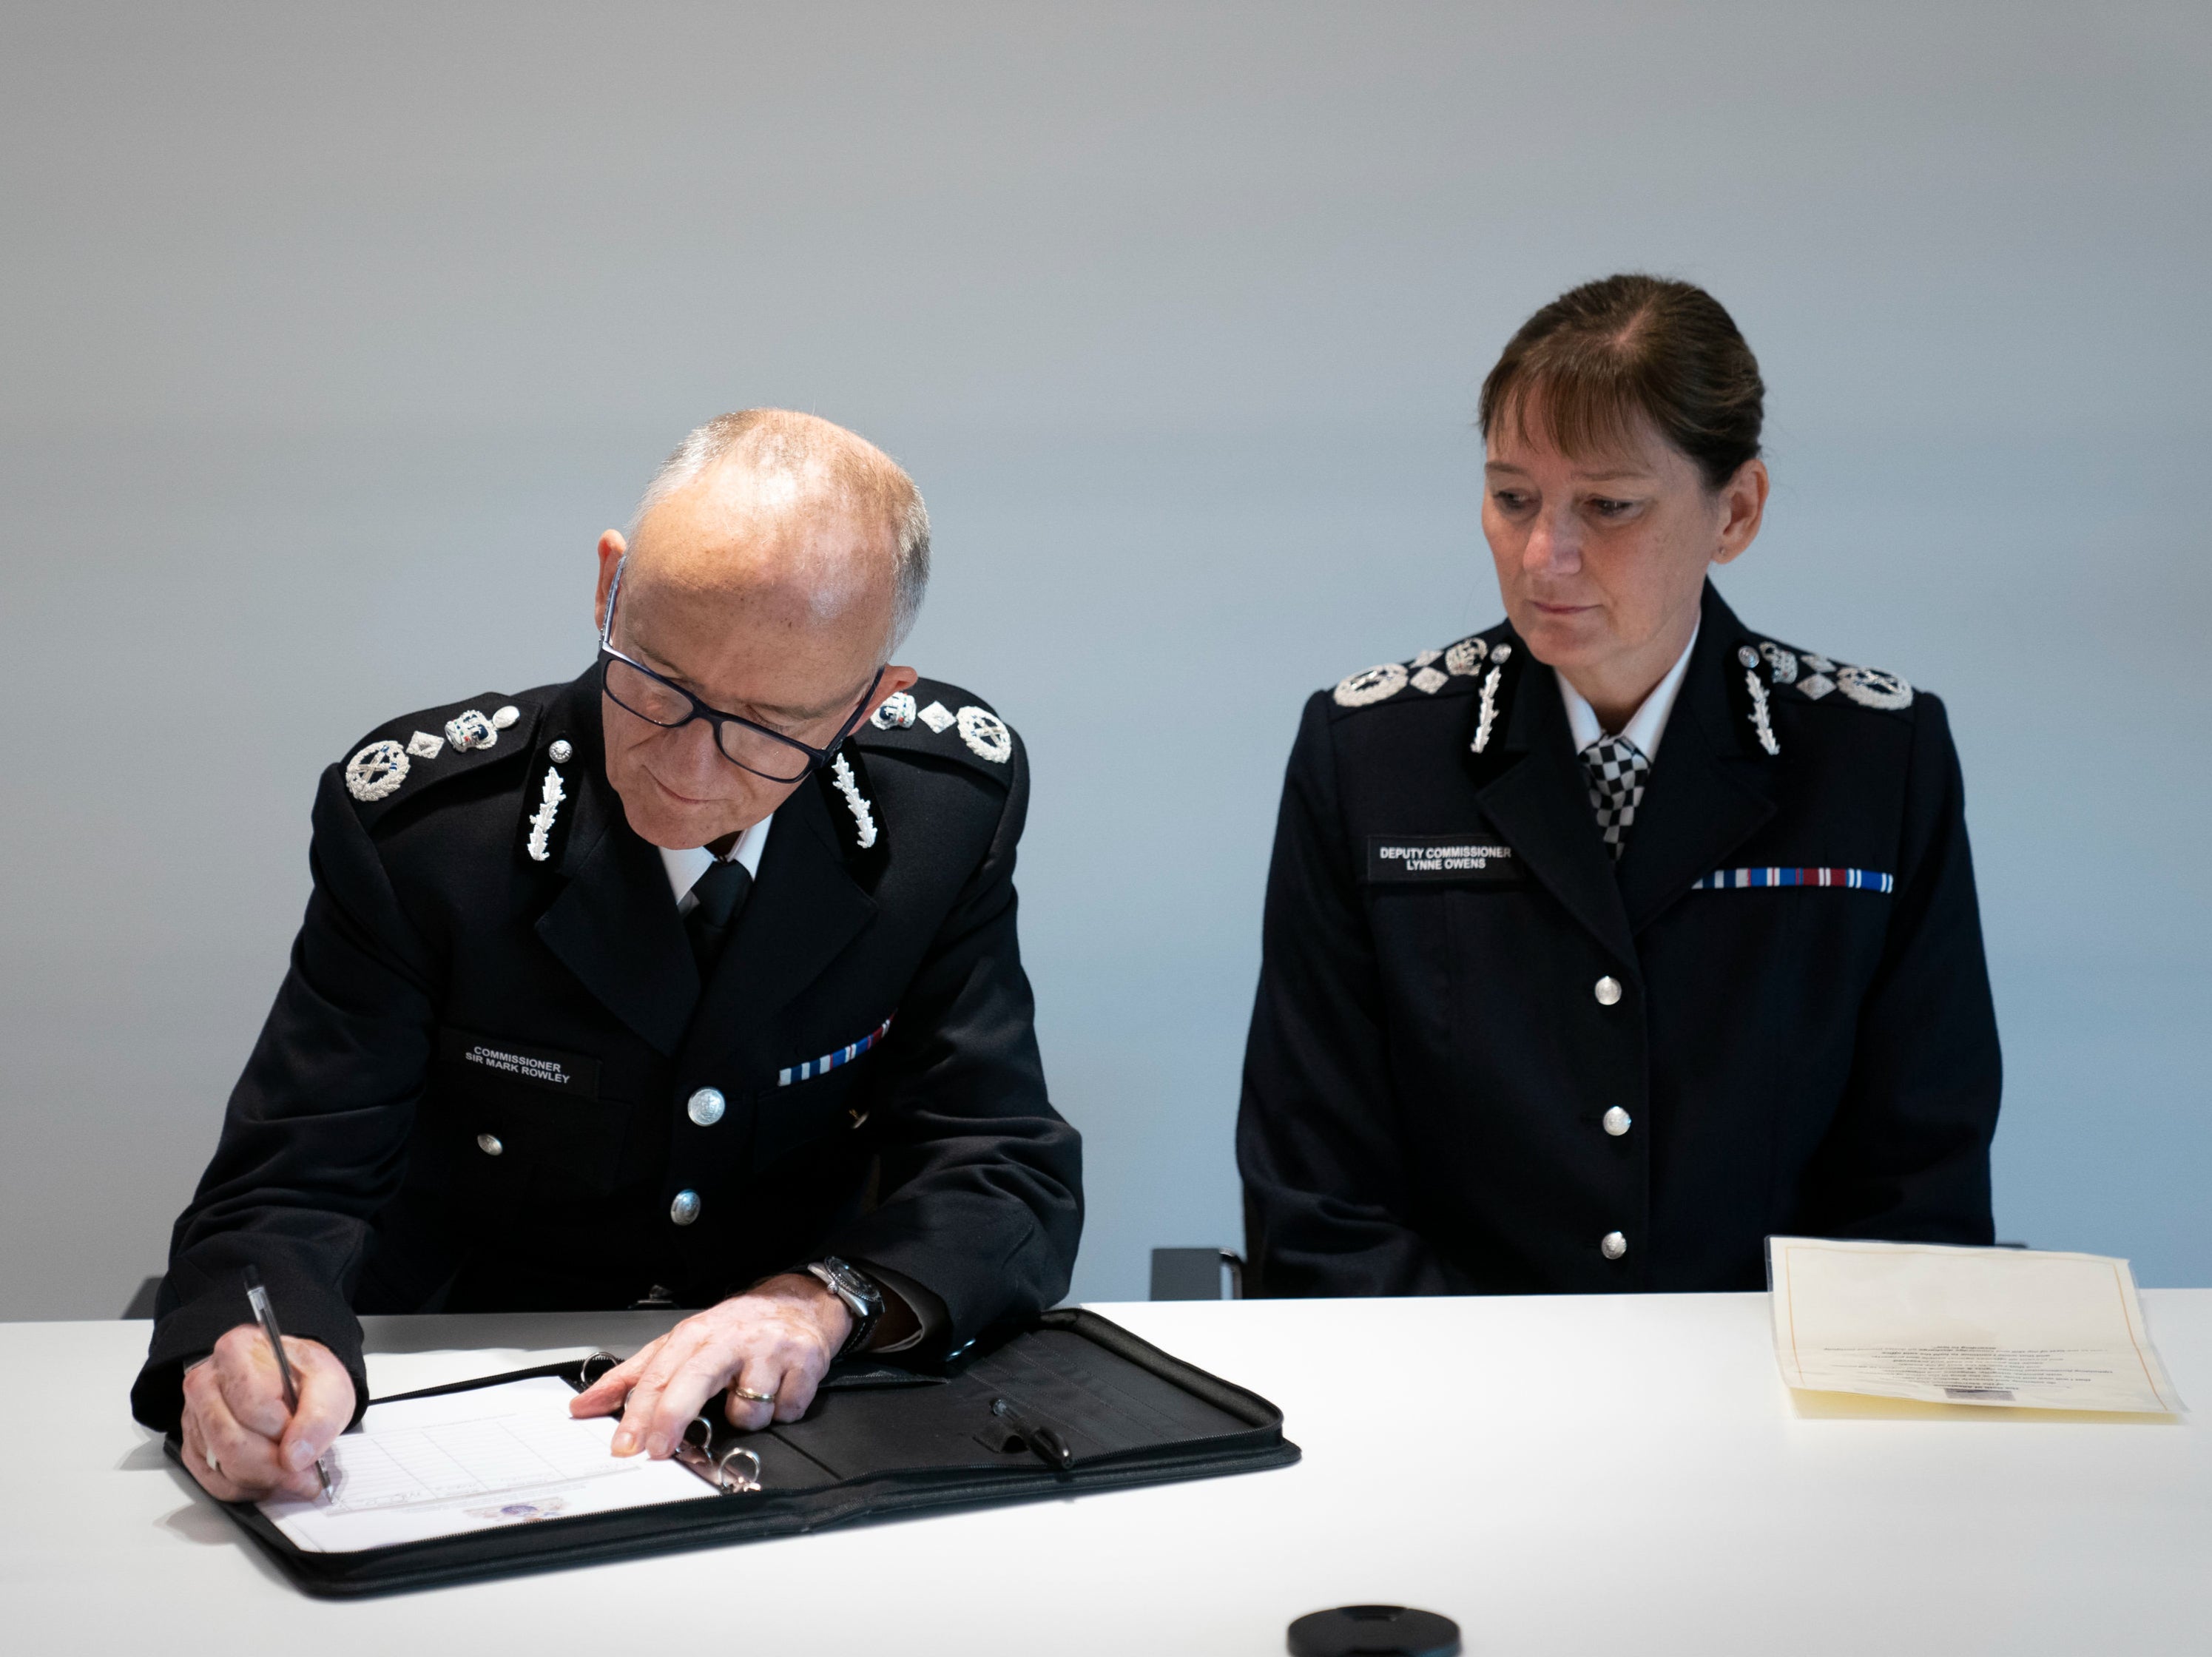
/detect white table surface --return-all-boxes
[3,1291,2205,1655]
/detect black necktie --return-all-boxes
[683,858,753,975]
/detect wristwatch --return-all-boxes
[806,1256,884,1358]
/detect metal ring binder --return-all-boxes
[574,1356,766,1497]
[713,1447,763,1494]
[670,1416,764,1494]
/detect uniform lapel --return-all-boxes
[1471,655,1636,965]
[1616,585,1776,934]
[533,678,700,1056]
[681,773,877,1072]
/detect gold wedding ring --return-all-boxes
[730,1386,776,1404]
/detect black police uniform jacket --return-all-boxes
[132,668,1082,1431]
[1238,582,2000,1297]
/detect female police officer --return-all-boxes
[1238,274,2000,1297]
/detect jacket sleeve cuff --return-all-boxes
[851,1259,949,1355]
[823,1203,1065,1360]
[129,1265,368,1436]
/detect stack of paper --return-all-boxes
[1767,1237,2185,1415]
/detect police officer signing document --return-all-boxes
[135,411,1082,1502]
[1240,275,2001,1297]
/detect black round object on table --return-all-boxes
[1287,1604,1461,1656]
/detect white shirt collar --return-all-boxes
[1557,621,1700,763]
[658,812,775,912]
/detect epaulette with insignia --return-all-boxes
[803,680,1017,885]
[1329,624,1526,757]
[1329,627,1516,711]
[1724,632,1916,760]
[846,679,1019,784]
[339,693,544,827]
[1743,637,1915,715]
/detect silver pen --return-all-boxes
[242,1264,334,1500]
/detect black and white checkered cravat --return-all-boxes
[1580,734,1650,861]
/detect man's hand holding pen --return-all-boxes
[178,1324,354,1502]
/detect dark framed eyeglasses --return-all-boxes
[596,556,884,783]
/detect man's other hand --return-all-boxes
[568,1275,852,1454]
[180,1324,354,1501]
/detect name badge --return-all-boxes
[439,1028,601,1100]
[1365,834,1523,885]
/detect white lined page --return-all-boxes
[260,1375,714,1551]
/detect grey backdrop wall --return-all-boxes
[4,2,2208,1317]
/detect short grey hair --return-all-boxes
[630,409,931,655]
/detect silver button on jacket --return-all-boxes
[687,1087,726,1127]
[1600,1230,1628,1260]
[475,1133,503,1157]
[1594,975,1623,1007]
[1602,1107,1632,1137]
[669,1189,701,1226]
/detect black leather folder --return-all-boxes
[167,1308,1299,1596]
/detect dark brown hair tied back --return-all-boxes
[1479,274,1764,491]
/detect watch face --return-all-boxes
[816,1260,874,1306]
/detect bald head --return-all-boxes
[627,410,930,658]
[591,411,927,853]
